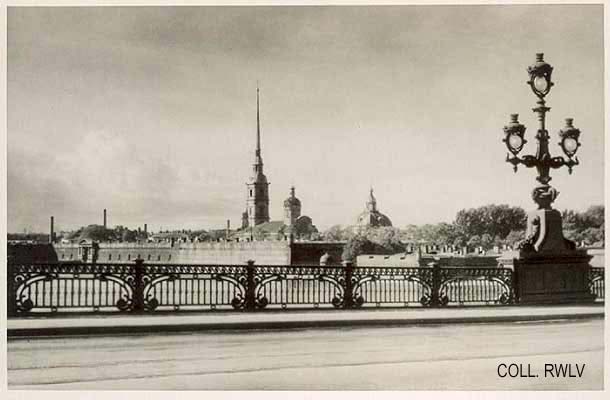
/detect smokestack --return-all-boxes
[226,219,230,240]
[49,216,54,244]
[103,209,107,229]
[144,224,148,234]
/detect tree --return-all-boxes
[454,204,527,245]
[341,227,406,262]
[121,229,137,242]
[563,205,604,246]
[368,227,404,253]
[467,235,481,250]
[582,205,604,228]
[480,233,494,250]
[504,230,525,248]
[322,225,351,241]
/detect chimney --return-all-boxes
[226,219,230,240]
[103,209,107,229]
[144,224,148,234]
[49,216,54,244]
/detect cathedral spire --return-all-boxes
[256,83,261,157]
[253,84,264,175]
[246,84,270,227]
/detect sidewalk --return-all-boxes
[7,304,604,337]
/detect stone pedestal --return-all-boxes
[498,208,596,304]
[501,252,595,304]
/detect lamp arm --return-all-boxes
[549,156,567,169]
[520,155,538,168]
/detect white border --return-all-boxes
[1,1,607,399]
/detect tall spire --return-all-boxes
[246,83,270,227]
[252,84,264,175]
[256,83,261,157]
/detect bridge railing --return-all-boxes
[6,260,603,316]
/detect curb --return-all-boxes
[7,312,604,338]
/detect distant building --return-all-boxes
[234,186,317,241]
[242,86,271,228]
[234,88,317,241]
[355,188,392,229]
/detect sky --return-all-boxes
[7,5,605,233]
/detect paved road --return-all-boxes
[8,319,603,390]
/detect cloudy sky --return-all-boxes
[7,5,604,233]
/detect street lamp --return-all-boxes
[498,53,595,304]
[503,53,582,209]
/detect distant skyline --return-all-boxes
[7,5,604,233]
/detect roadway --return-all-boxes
[7,318,603,390]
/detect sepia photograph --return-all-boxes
[4,2,606,392]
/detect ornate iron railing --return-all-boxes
[352,266,434,307]
[8,263,136,313]
[588,267,604,301]
[253,265,347,309]
[141,264,247,311]
[6,260,528,315]
[438,267,514,306]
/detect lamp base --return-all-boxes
[497,207,596,304]
[511,253,595,304]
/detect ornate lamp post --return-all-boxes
[503,53,581,214]
[499,53,594,304]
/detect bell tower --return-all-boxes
[246,86,270,227]
[283,186,301,226]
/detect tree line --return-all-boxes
[322,204,604,261]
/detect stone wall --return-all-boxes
[419,255,501,267]
[357,253,420,267]
[14,242,597,268]
[52,241,291,265]
[357,253,501,268]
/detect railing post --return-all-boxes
[511,265,519,304]
[245,260,256,311]
[7,260,16,317]
[429,261,441,307]
[133,258,145,313]
[343,261,354,309]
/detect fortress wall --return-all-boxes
[9,243,605,267]
[356,254,500,268]
[101,242,173,249]
[54,241,291,265]
[53,245,80,262]
[357,253,420,267]
[170,241,290,265]
[418,256,500,267]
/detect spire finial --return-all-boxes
[367,187,377,212]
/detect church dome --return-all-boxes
[355,188,393,228]
[356,210,393,227]
[283,186,301,208]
